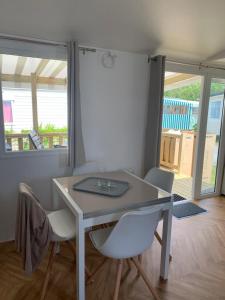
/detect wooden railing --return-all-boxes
[160,130,216,180]
[160,131,182,170]
[5,132,68,151]
[160,131,197,176]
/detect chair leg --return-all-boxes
[40,242,56,300]
[126,258,132,270]
[54,242,60,254]
[130,258,160,300]
[154,231,172,262]
[86,258,108,284]
[113,259,123,300]
[137,254,143,275]
[66,240,76,261]
[138,254,143,265]
[66,240,93,279]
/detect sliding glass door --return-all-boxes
[162,62,225,200]
[160,70,203,199]
[197,78,225,197]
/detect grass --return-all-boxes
[210,165,216,186]
[20,123,67,134]
[38,124,67,134]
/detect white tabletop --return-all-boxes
[54,170,172,218]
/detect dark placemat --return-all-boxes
[73,177,129,197]
[173,202,207,219]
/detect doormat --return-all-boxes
[173,202,207,219]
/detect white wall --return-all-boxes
[0,152,71,241]
[79,50,149,175]
[0,49,149,241]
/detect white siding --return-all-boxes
[37,89,67,128]
[3,88,33,132]
[3,86,67,132]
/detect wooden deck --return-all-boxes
[172,175,214,199]
[172,176,193,199]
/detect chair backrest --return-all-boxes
[144,167,174,193]
[98,207,162,259]
[18,183,45,215]
[16,183,52,273]
[28,130,44,150]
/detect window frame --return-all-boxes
[0,40,68,158]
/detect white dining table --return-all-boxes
[52,170,173,300]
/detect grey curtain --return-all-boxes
[67,41,86,168]
[221,167,225,195]
[143,55,166,176]
[0,79,5,154]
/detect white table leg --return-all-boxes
[160,205,172,280]
[76,215,85,300]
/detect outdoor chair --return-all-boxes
[28,130,44,150]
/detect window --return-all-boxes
[0,40,68,152]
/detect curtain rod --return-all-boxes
[79,47,96,53]
[166,58,225,72]
[0,33,66,47]
[0,34,97,53]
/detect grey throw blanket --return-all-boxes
[15,183,53,274]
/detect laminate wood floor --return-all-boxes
[1,197,225,300]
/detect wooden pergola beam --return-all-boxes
[50,61,66,78]
[165,73,195,86]
[0,74,66,85]
[31,73,38,131]
[35,59,49,76]
[15,57,27,75]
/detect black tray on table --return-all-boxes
[72,177,129,197]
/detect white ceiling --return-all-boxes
[1,0,225,64]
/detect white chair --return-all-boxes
[144,167,174,261]
[144,167,174,194]
[41,209,81,300]
[18,184,91,300]
[89,207,162,300]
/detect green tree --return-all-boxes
[164,82,225,101]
